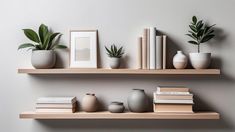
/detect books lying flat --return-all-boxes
[156,91,190,95]
[154,94,193,100]
[157,86,189,92]
[37,97,76,104]
[154,99,194,104]
[36,108,76,113]
[36,103,77,109]
[153,104,193,113]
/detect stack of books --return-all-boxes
[153,86,194,113]
[137,27,167,70]
[36,97,77,113]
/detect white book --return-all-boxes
[36,108,76,113]
[162,35,167,69]
[155,91,190,95]
[149,27,156,69]
[154,99,194,104]
[156,36,163,69]
[37,97,77,104]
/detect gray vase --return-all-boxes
[31,50,56,69]
[127,89,149,113]
[108,102,125,113]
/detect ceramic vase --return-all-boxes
[31,50,56,69]
[109,57,121,69]
[189,53,211,69]
[81,93,98,112]
[108,102,125,113]
[127,89,149,113]
[173,51,188,69]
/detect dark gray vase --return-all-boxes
[127,89,149,113]
[108,102,125,113]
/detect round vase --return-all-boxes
[127,89,149,113]
[31,50,56,69]
[81,93,98,112]
[109,57,121,69]
[108,102,125,113]
[173,51,188,69]
[189,53,211,69]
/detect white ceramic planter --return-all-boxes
[189,53,211,69]
[109,57,121,69]
[31,50,56,69]
[173,51,188,69]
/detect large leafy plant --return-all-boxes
[186,16,216,53]
[105,44,124,58]
[18,24,67,51]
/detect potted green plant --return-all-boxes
[18,24,67,69]
[105,44,124,69]
[186,16,216,69]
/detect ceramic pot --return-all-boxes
[82,93,98,112]
[189,53,211,69]
[173,51,188,69]
[109,57,121,69]
[127,89,149,113]
[31,50,56,69]
[108,102,125,113]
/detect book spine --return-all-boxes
[147,28,150,69]
[149,27,156,69]
[137,37,142,69]
[162,35,167,69]
[156,36,163,69]
[142,29,148,69]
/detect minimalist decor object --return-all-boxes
[173,51,188,69]
[18,24,67,69]
[108,102,125,113]
[186,16,216,69]
[137,37,142,69]
[127,89,149,113]
[81,93,98,112]
[70,30,97,68]
[105,44,124,69]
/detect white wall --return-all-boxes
[1,0,235,131]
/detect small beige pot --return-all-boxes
[81,93,98,112]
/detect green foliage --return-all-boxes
[18,24,67,51]
[105,44,124,58]
[186,16,216,52]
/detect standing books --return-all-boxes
[137,37,142,69]
[142,29,148,69]
[156,36,163,69]
[162,35,167,69]
[149,27,156,69]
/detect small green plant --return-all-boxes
[105,44,124,58]
[186,16,216,53]
[18,24,67,51]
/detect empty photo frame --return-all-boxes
[70,30,98,68]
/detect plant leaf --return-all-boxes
[201,35,215,43]
[53,44,67,49]
[39,24,48,43]
[23,29,40,43]
[105,46,112,55]
[192,16,197,24]
[18,43,35,50]
[189,25,197,32]
[186,34,197,40]
[188,41,198,45]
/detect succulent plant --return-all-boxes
[186,16,216,53]
[105,44,124,58]
[18,24,67,51]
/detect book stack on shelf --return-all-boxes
[137,27,167,70]
[153,86,194,113]
[36,97,77,113]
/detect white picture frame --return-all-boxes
[70,30,97,68]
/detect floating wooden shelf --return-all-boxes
[18,68,220,75]
[20,111,219,120]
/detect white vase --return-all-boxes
[173,51,188,69]
[189,53,211,69]
[31,50,56,69]
[109,57,121,69]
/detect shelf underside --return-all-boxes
[18,69,220,75]
[20,111,219,120]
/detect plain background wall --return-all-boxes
[0,0,235,131]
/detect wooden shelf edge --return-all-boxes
[18,68,220,75]
[19,111,220,120]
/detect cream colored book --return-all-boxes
[142,29,148,69]
[36,102,77,109]
[162,35,167,69]
[154,94,193,100]
[157,86,189,92]
[156,36,163,69]
[149,27,156,69]
[153,104,193,113]
[37,97,77,104]
[36,108,76,113]
[137,37,142,69]
[147,28,150,69]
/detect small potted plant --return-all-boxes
[186,16,216,69]
[18,24,67,69]
[105,44,124,69]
